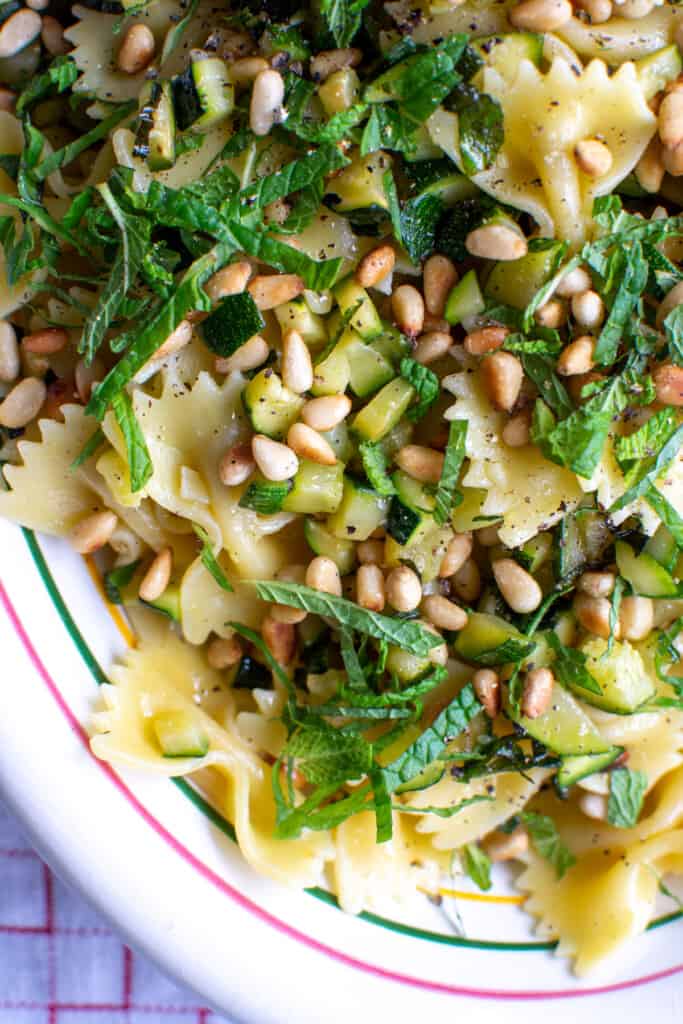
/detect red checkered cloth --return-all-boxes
[0,799,231,1024]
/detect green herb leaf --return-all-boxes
[521,811,575,879]
[103,560,140,604]
[319,0,371,46]
[399,357,440,421]
[286,717,373,785]
[664,303,683,366]
[610,421,683,516]
[593,241,648,366]
[110,390,153,493]
[160,0,199,62]
[645,486,683,548]
[521,353,572,419]
[360,104,417,157]
[395,794,493,818]
[450,85,504,175]
[390,36,468,124]
[433,419,467,525]
[228,144,348,224]
[382,169,403,249]
[193,525,233,592]
[371,768,393,842]
[70,427,105,470]
[462,843,492,891]
[607,767,647,829]
[16,55,79,116]
[399,194,444,265]
[359,440,396,496]
[547,633,602,696]
[34,102,135,181]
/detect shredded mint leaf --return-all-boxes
[450,85,504,176]
[547,633,602,696]
[607,767,647,829]
[389,35,468,124]
[16,56,78,115]
[610,421,683,516]
[521,811,575,879]
[399,193,444,265]
[160,0,199,62]
[521,353,572,419]
[360,104,417,157]
[433,419,466,525]
[664,303,683,366]
[614,408,678,481]
[371,768,393,842]
[399,357,439,421]
[396,794,492,818]
[70,427,105,470]
[645,486,683,548]
[593,241,648,366]
[382,169,403,249]
[359,440,395,496]
[34,102,135,181]
[319,0,371,46]
[193,525,233,593]
[286,718,373,785]
[110,390,153,493]
[462,843,492,891]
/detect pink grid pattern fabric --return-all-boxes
[0,800,232,1024]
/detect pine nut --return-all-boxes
[0,320,19,382]
[521,667,554,719]
[385,565,422,612]
[618,0,654,17]
[578,792,607,821]
[26,0,50,10]
[635,137,665,194]
[423,594,467,631]
[356,563,385,611]
[395,444,444,483]
[251,435,298,481]
[22,327,68,355]
[69,510,118,555]
[392,284,424,337]
[219,443,255,486]
[555,266,591,298]
[481,351,523,412]
[0,376,46,428]
[557,335,595,376]
[477,525,500,547]
[151,319,192,361]
[439,533,473,578]
[287,422,337,465]
[41,14,69,56]
[358,540,384,565]
[306,555,342,595]
[0,9,41,59]
[117,23,155,74]
[310,47,362,82]
[578,571,615,598]
[219,28,254,61]
[574,0,612,22]
[509,0,572,31]
[355,244,395,288]
[229,56,269,85]
[466,224,527,261]
[0,86,15,112]
[619,595,654,641]
[566,370,605,405]
[452,558,481,602]
[250,68,285,136]
[423,254,458,317]
[301,394,351,431]
[44,376,78,421]
[662,142,683,178]
[414,330,451,365]
[464,325,508,356]
[657,281,683,327]
[423,312,450,334]
[502,410,531,447]
[207,634,243,669]
[248,273,304,310]
[420,620,448,666]
[484,827,529,862]
[574,139,613,179]
[272,564,308,623]
[262,613,296,665]
[574,594,615,640]
[473,669,501,718]
[215,335,269,374]
[653,363,683,406]
[658,91,683,149]
[571,289,605,329]
[493,558,542,613]
[205,262,251,302]
[75,356,104,403]
[534,299,566,329]
[282,329,313,394]
[139,546,172,602]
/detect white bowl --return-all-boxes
[1,519,682,1023]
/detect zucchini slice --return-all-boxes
[274,297,328,353]
[172,52,234,133]
[556,747,623,788]
[239,475,292,514]
[577,637,656,714]
[485,240,565,310]
[387,470,435,545]
[643,523,679,574]
[324,152,391,228]
[200,292,265,357]
[326,475,389,540]
[152,710,209,758]
[507,684,613,756]
[333,276,384,340]
[304,518,357,574]
[351,378,415,442]
[444,269,485,326]
[135,81,176,171]
[636,44,683,101]
[282,459,345,515]
[243,370,304,439]
[454,612,536,666]
[615,540,679,598]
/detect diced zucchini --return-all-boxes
[394,761,446,794]
[555,508,612,580]
[420,173,479,206]
[379,418,414,460]
[322,420,355,463]
[312,337,352,396]
[142,582,182,622]
[200,292,264,357]
[274,297,328,352]
[242,369,304,439]
[615,540,679,598]
[152,710,209,758]
[644,524,678,574]
[318,68,360,115]
[103,560,141,605]
[444,269,485,326]
[387,470,435,545]
[472,33,543,83]
[387,497,422,546]
[135,81,176,171]
[386,645,431,682]
[239,475,292,514]
[518,532,553,574]
[282,459,344,515]
[326,475,389,540]
[485,240,565,310]
[365,55,416,103]
[372,324,412,365]
[636,44,683,101]
[334,276,383,340]
[454,612,536,666]
[304,518,357,574]
[384,523,453,583]
[556,748,623,788]
[351,378,415,442]
[324,151,392,227]
[507,683,613,756]
[578,637,656,713]
[172,54,234,133]
[347,340,394,398]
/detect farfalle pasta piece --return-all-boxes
[428,58,656,243]
[558,5,680,63]
[179,555,267,645]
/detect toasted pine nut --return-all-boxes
[356,563,385,611]
[534,299,566,329]
[386,565,422,612]
[69,510,118,555]
[502,410,531,447]
[439,533,473,578]
[248,273,304,310]
[301,394,351,431]
[139,546,172,603]
[207,634,243,670]
[0,9,41,59]
[355,244,395,288]
[578,571,615,598]
[521,667,554,719]
[152,319,192,361]
[252,435,298,481]
[466,224,527,261]
[653,363,683,406]
[392,284,424,337]
[395,444,444,483]
[481,351,523,412]
[473,669,501,718]
[452,558,481,602]
[310,47,362,81]
[574,139,613,178]
[484,827,529,862]
[578,792,607,821]
[26,0,50,10]
[0,320,19,382]
[262,613,296,664]
[229,56,269,85]
[75,356,104,403]
[358,540,384,565]
[44,376,78,421]
[422,312,450,334]
[660,90,683,150]
[272,564,308,623]
[662,142,683,178]
[571,289,605,329]
[574,0,612,22]
[282,329,313,394]
[0,376,46,428]
[555,266,591,298]
[557,335,595,376]
[414,330,451,365]
[0,86,15,112]
[477,525,500,547]
[618,0,654,15]
[619,595,654,641]
[420,620,448,665]
[423,254,458,317]
[464,325,508,356]
[287,422,337,465]
[574,594,615,640]
[219,443,255,486]
[117,23,155,74]
[22,327,68,355]
[215,335,269,374]
[205,261,252,302]
[41,14,69,55]
[250,68,285,136]
[306,555,342,596]
[635,136,665,193]
[509,0,572,30]
[423,594,467,631]
[493,558,542,613]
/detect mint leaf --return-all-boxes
[395,794,493,818]
[593,241,648,366]
[110,390,152,493]
[319,0,371,46]
[399,193,444,265]
[400,357,440,421]
[193,525,233,593]
[521,811,575,879]
[371,768,393,842]
[664,303,683,366]
[359,440,395,496]
[547,633,602,696]
[391,36,468,123]
[286,718,373,785]
[450,85,504,175]
[462,843,492,891]
[16,55,78,115]
[34,102,135,181]
[70,427,105,470]
[361,104,417,157]
[607,767,647,829]
[433,419,466,525]
[610,420,683,516]
[645,486,683,547]
[382,169,403,249]
[521,353,572,419]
